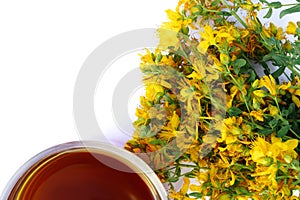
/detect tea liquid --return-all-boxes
[8,150,157,200]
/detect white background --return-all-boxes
[0,0,177,195]
[0,0,298,197]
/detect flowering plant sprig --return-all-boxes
[125,0,300,199]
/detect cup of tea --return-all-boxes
[1,141,167,200]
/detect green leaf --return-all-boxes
[294,58,300,65]
[228,107,243,116]
[235,58,247,67]
[276,125,291,137]
[166,176,179,182]
[235,186,250,195]
[288,103,296,115]
[269,2,282,9]
[233,59,246,74]
[149,139,163,145]
[175,166,181,176]
[155,53,162,63]
[259,0,269,3]
[259,128,274,136]
[248,70,256,83]
[184,171,196,178]
[291,179,300,187]
[271,66,286,79]
[233,65,240,75]
[272,54,290,66]
[212,0,221,7]
[282,108,289,118]
[280,4,300,18]
[188,192,202,198]
[264,8,273,18]
[216,11,231,16]
[269,118,279,128]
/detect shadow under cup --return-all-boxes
[2,141,167,200]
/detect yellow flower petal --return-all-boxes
[220,53,230,65]
[230,170,235,185]
[292,95,300,107]
[277,81,291,90]
[197,25,216,53]
[250,110,264,122]
[180,177,190,194]
[269,105,278,116]
[170,111,180,129]
[284,139,298,150]
[259,75,276,96]
[286,21,297,35]
[253,90,267,97]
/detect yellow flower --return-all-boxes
[181,177,190,194]
[187,59,206,80]
[252,89,266,109]
[251,164,278,191]
[226,85,239,108]
[277,81,291,91]
[286,21,297,35]
[269,105,278,116]
[140,49,155,65]
[195,170,209,182]
[276,27,285,40]
[186,71,202,80]
[253,89,267,98]
[162,9,183,31]
[159,9,191,50]
[218,193,232,200]
[268,22,275,33]
[259,75,277,96]
[236,196,249,200]
[284,81,300,107]
[169,177,194,200]
[220,53,230,65]
[209,165,219,188]
[292,95,300,107]
[229,170,235,186]
[160,55,176,66]
[216,25,237,46]
[250,135,298,165]
[250,137,271,164]
[145,83,164,102]
[252,79,260,88]
[250,110,264,122]
[170,111,180,129]
[159,112,182,142]
[261,27,272,39]
[197,25,216,53]
[218,117,243,144]
[271,136,298,162]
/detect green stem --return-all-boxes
[289,128,300,140]
[273,96,282,116]
[226,66,251,113]
[220,0,248,28]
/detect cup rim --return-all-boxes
[1,140,168,200]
